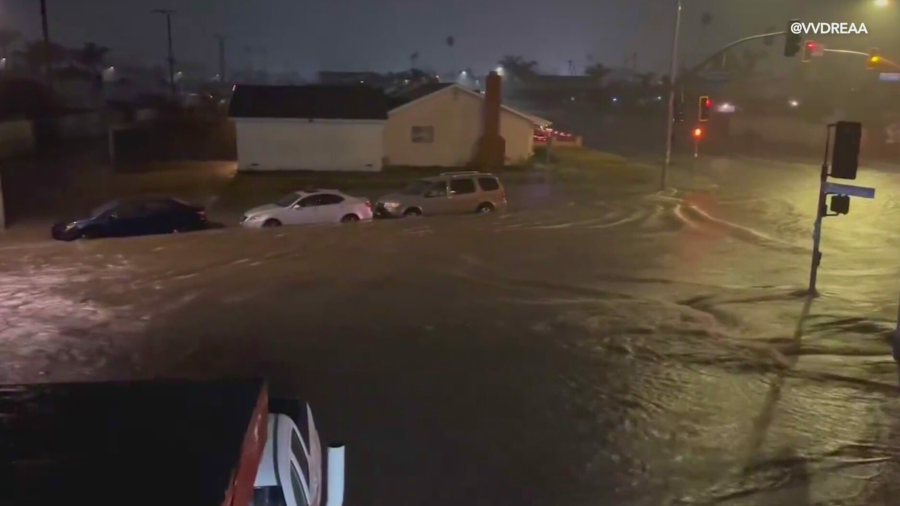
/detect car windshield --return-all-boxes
[402,180,433,195]
[91,201,120,217]
[274,193,300,207]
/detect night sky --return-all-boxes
[1,0,897,78]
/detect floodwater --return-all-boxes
[2,157,900,505]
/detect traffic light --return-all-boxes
[867,48,881,70]
[693,127,703,138]
[784,19,802,57]
[802,41,816,63]
[830,121,861,180]
[698,96,711,123]
[674,98,684,122]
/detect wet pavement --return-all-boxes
[2,157,900,505]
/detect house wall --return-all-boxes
[235,119,384,172]
[385,88,536,167]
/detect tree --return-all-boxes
[637,71,657,88]
[15,41,67,75]
[409,51,419,69]
[497,55,538,78]
[73,42,109,74]
[0,29,21,59]
[584,62,611,82]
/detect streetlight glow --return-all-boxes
[875,0,889,7]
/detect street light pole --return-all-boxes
[152,9,177,98]
[39,0,52,88]
[216,34,227,83]
[662,0,683,191]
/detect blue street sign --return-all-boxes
[880,73,900,82]
[824,182,875,198]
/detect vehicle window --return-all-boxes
[298,195,325,207]
[113,201,146,219]
[251,486,287,506]
[425,182,448,198]
[402,180,433,195]
[91,200,120,217]
[275,193,300,207]
[411,126,434,143]
[143,200,179,214]
[318,194,345,205]
[478,177,500,191]
[449,178,477,195]
[290,463,309,506]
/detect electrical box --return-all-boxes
[831,121,861,180]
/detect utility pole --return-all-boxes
[215,34,227,83]
[152,9,177,98]
[661,0,682,190]
[39,0,52,88]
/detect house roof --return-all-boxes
[229,85,388,120]
[387,83,453,109]
[387,83,551,126]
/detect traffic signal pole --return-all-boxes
[662,0,682,191]
[809,129,831,295]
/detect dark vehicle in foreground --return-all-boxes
[51,197,208,241]
[0,378,345,506]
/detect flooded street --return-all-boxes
[3,158,900,505]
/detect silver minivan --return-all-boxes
[375,171,507,218]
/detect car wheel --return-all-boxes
[403,208,423,218]
[341,214,360,223]
[262,219,282,228]
[476,202,495,214]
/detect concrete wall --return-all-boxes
[0,120,35,159]
[384,87,536,167]
[236,118,384,172]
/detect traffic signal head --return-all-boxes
[867,48,881,70]
[831,121,861,180]
[698,96,711,122]
[784,19,802,57]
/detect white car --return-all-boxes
[241,190,373,228]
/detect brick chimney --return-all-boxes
[473,71,505,167]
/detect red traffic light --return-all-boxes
[704,98,711,107]
[693,127,703,138]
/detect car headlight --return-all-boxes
[246,214,266,222]
[64,223,78,231]
[381,202,400,210]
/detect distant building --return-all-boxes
[385,82,548,166]
[317,71,384,86]
[229,85,388,171]
[228,79,548,171]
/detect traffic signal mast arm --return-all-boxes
[675,30,787,85]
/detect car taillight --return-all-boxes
[197,209,207,219]
[365,200,371,208]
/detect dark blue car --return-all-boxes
[51,197,208,241]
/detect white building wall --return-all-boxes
[236,119,384,172]
[385,88,536,167]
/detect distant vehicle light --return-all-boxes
[789,99,800,107]
[612,97,618,102]
[717,102,736,113]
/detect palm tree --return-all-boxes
[584,62,611,82]
[0,29,21,59]
[637,71,657,89]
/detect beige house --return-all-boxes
[385,83,548,167]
